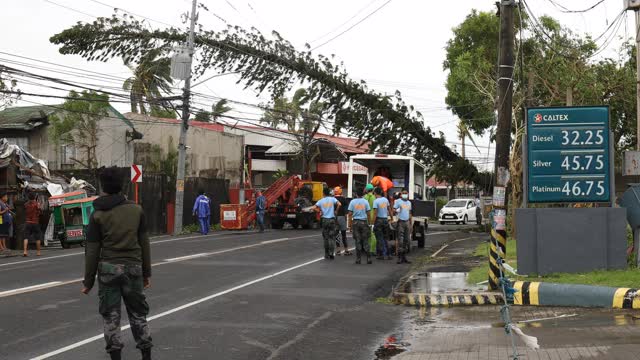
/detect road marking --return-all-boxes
[0,281,62,297]
[30,256,326,360]
[0,232,246,268]
[0,235,318,298]
[431,237,477,258]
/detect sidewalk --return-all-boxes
[393,305,640,360]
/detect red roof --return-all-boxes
[49,190,86,200]
[63,196,98,205]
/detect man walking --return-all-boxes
[255,190,266,233]
[312,187,341,259]
[373,187,391,260]
[393,188,412,264]
[333,186,351,256]
[348,188,372,264]
[82,167,152,360]
[23,193,42,257]
[192,190,211,235]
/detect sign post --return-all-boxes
[526,106,611,204]
[131,164,142,204]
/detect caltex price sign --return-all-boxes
[527,106,611,203]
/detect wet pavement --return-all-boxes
[383,305,640,360]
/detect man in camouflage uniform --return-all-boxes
[82,167,153,360]
[348,188,372,264]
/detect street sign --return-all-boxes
[131,164,143,183]
[623,151,640,176]
[526,106,611,203]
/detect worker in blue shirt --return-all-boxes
[373,187,391,260]
[348,188,372,264]
[192,190,211,235]
[255,190,266,233]
[312,187,341,260]
[393,188,412,264]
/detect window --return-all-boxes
[61,145,77,167]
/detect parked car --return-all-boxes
[438,198,480,225]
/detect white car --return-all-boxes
[438,199,481,225]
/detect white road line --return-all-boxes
[431,237,476,258]
[30,256,325,360]
[260,237,290,244]
[0,232,245,268]
[0,235,318,298]
[0,281,62,297]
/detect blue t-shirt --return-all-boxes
[316,196,338,219]
[394,199,412,221]
[348,198,370,220]
[256,195,266,212]
[373,197,390,219]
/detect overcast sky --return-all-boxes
[0,0,633,170]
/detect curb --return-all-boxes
[513,281,640,309]
[393,292,505,307]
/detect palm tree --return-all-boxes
[261,88,326,180]
[123,49,173,114]
[211,99,232,123]
[457,120,480,159]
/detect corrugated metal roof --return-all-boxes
[0,105,57,130]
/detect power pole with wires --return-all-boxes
[488,0,516,290]
[174,0,198,235]
[624,0,640,150]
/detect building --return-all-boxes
[223,124,369,189]
[0,104,138,170]
[126,113,244,185]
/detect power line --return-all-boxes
[42,0,97,18]
[309,0,380,44]
[311,0,393,51]
[86,0,174,27]
[545,0,605,14]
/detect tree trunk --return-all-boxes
[461,135,466,159]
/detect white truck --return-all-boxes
[346,154,436,248]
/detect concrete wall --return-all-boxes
[515,208,627,275]
[133,120,243,185]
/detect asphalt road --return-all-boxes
[0,227,470,360]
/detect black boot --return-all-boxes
[109,350,122,360]
[141,348,152,360]
[367,256,372,264]
[403,255,411,264]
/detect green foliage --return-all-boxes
[262,88,326,180]
[272,169,289,180]
[211,99,232,122]
[48,90,110,169]
[122,49,173,114]
[49,15,469,172]
[0,69,18,110]
[431,157,478,187]
[194,110,212,122]
[147,136,180,185]
[150,106,177,119]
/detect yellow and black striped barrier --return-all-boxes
[393,292,505,307]
[394,281,640,309]
[488,228,507,290]
[512,281,640,309]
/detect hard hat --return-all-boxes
[334,186,342,196]
[365,183,374,191]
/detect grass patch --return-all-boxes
[467,237,640,288]
[375,297,395,305]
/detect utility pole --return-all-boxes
[488,0,515,290]
[636,9,640,150]
[174,0,198,235]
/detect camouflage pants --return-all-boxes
[352,220,370,260]
[321,218,337,257]
[98,262,152,353]
[397,220,411,256]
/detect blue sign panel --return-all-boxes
[527,106,610,203]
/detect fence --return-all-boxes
[55,168,230,235]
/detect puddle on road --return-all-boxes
[401,272,483,294]
[373,335,407,359]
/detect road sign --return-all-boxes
[527,106,611,203]
[131,164,143,183]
